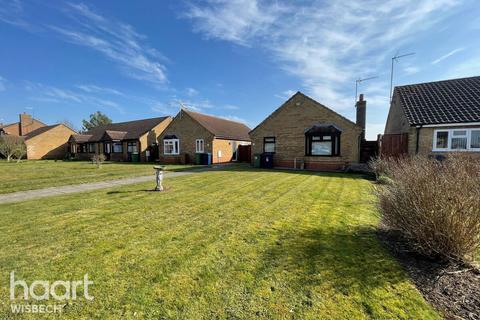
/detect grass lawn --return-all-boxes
[0,160,194,194]
[0,169,440,319]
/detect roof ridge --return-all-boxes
[396,75,480,88]
[183,109,248,126]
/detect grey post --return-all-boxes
[153,166,166,191]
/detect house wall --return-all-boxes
[25,125,76,160]
[384,94,410,134]
[158,110,214,164]
[138,118,172,162]
[250,94,363,170]
[212,138,251,163]
[409,125,480,158]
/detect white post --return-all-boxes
[154,166,165,191]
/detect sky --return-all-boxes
[0,0,479,140]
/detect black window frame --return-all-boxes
[263,137,276,153]
[112,142,123,153]
[87,143,95,153]
[305,133,341,157]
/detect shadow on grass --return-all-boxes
[253,225,410,307]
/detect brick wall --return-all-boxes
[25,124,76,159]
[158,110,214,164]
[250,94,362,170]
[138,117,172,162]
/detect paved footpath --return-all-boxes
[0,171,195,205]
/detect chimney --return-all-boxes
[19,112,33,136]
[356,94,366,140]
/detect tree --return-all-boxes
[81,111,112,132]
[0,135,26,162]
[58,119,78,132]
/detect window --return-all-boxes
[113,142,123,153]
[471,130,480,149]
[433,129,480,152]
[196,139,204,153]
[306,134,340,156]
[88,143,95,153]
[104,143,111,154]
[71,144,77,153]
[263,137,276,153]
[164,139,179,155]
[127,142,138,153]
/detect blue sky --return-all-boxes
[1,0,479,139]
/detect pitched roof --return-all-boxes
[23,124,61,140]
[82,117,170,142]
[183,110,251,141]
[394,76,480,126]
[70,134,92,143]
[250,91,359,134]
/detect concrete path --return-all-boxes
[0,171,195,205]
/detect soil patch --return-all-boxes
[377,228,480,320]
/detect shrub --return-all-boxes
[91,154,106,168]
[374,154,480,262]
[0,135,26,162]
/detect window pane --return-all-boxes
[312,136,321,141]
[113,143,122,153]
[453,130,467,136]
[451,137,467,150]
[471,130,480,148]
[264,142,275,153]
[311,141,332,155]
[323,135,332,141]
[436,131,448,149]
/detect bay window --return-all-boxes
[433,129,480,151]
[305,125,341,156]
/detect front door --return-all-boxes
[104,142,111,160]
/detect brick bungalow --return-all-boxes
[384,76,480,157]
[0,113,47,136]
[68,117,172,162]
[0,113,76,160]
[249,92,364,171]
[158,109,251,164]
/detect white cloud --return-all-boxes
[403,66,420,75]
[274,89,296,100]
[49,3,167,86]
[185,0,459,117]
[223,104,240,110]
[76,84,124,96]
[26,82,125,113]
[219,114,250,126]
[431,47,464,64]
[186,87,199,96]
[366,123,386,140]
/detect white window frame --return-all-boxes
[195,139,204,153]
[164,139,180,155]
[432,128,480,152]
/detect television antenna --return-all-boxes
[355,76,378,104]
[390,52,415,101]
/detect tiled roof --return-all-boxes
[70,134,92,143]
[76,117,170,142]
[395,76,480,125]
[23,124,60,140]
[184,110,251,141]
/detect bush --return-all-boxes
[374,154,480,262]
[91,154,106,168]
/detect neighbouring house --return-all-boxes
[68,116,172,162]
[384,76,480,157]
[158,109,251,164]
[0,113,76,160]
[23,124,77,159]
[0,113,46,136]
[249,92,365,171]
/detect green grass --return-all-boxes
[0,169,439,319]
[0,160,194,194]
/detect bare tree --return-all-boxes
[0,136,26,162]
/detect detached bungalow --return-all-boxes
[0,113,76,160]
[69,117,172,162]
[384,76,480,157]
[249,92,365,171]
[158,109,251,164]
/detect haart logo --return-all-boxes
[9,271,94,314]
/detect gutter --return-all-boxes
[415,125,422,154]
